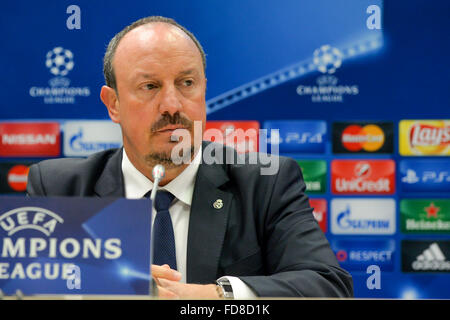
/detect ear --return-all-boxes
[100,85,120,123]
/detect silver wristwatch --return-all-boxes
[216,278,234,299]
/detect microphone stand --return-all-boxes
[149,164,165,297]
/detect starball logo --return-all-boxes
[296,45,359,103]
[28,47,91,104]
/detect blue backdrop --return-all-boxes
[1,0,449,298]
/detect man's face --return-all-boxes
[104,23,206,174]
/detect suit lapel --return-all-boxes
[186,160,233,284]
[94,148,125,197]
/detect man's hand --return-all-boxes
[151,264,220,299]
[158,279,220,299]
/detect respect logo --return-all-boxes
[399,120,450,156]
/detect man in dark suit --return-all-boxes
[27,16,353,299]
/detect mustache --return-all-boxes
[151,112,193,133]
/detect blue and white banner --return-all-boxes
[263,120,327,153]
[0,196,151,295]
[331,239,395,271]
[63,120,122,157]
[399,159,450,193]
[330,198,396,235]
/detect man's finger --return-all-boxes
[151,264,182,281]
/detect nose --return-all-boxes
[158,84,182,115]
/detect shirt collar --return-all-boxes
[121,147,201,206]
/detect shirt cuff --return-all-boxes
[218,276,258,299]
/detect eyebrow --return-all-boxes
[134,69,198,80]
[178,69,197,76]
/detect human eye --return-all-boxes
[180,78,194,87]
[145,83,158,90]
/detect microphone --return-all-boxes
[149,164,165,297]
[150,164,165,203]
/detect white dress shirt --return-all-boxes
[121,147,257,299]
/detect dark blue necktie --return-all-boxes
[150,190,177,270]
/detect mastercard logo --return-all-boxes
[7,165,30,192]
[341,124,385,152]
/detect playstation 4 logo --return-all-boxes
[400,160,450,193]
[402,169,420,184]
[263,120,326,153]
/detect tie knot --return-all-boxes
[154,190,175,212]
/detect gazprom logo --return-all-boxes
[63,121,122,157]
[69,129,121,153]
[336,206,390,230]
[0,207,64,236]
[331,198,396,235]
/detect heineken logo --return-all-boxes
[400,199,450,233]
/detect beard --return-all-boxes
[144,145,195,170]
[144,112,196,170]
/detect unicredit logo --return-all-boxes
[331,160,395,194]
[0,122,60,157]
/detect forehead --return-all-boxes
[113,23,204,79]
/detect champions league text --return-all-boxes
[0,208,122,281]
[0,237,122,280]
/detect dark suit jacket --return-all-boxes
[27,143,353,297]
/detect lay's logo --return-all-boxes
[400,120,450,156]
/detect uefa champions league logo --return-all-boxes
[296,44,358,103]
[29,46,90,104]
[313,45,342,74]
[45,47,74,77]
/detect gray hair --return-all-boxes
[103,16,206,91]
